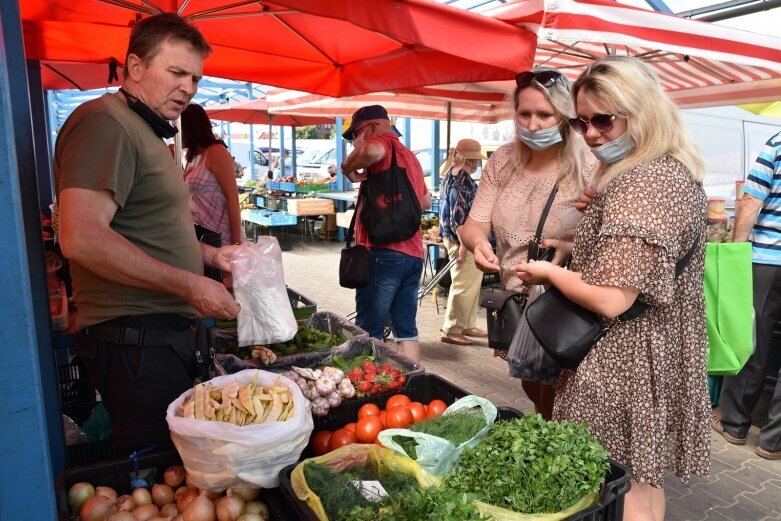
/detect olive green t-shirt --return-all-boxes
[54,93,202,329]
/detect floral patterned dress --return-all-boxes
[553,154,711,486]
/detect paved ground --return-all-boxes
[279,238,780,521]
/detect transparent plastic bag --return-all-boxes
[507,284,561,384]
[231,237,297,345]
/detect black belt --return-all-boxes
[81,324,195,346]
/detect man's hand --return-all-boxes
[185,277,240,319]
[457,243,468,263]
[473,240,500,273]
[210,245,239,271]
[575,186,597,212]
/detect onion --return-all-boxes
[175,486,189,500]
[132,502,159,521]
[160,503,179,518]
[68,482,95,511]
[236,515,263,521]
[202,490,221,501]
[96,486,119,500]
[108,512,137,521]
[215,495,245,521]
[172,516,184,521]
[227,488,260,502]
[132,487,153,506]
[164,466,186,488]
[185,473,198,490]
[182,493,216,521]
[176,488,199,512]
[152,484,175,507]
[244,501,269,520]
[80,495,118,521]
[117,495,138,512]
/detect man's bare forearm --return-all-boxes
[732,195,763,242]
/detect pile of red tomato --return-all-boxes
[310,394,448,456]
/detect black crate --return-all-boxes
[288,287,317,321]
[278,457,629,521]
[58,360,98,424]
[57,449,296,521]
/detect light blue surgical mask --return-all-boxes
[516,124,563,151]
[591,133,636,164]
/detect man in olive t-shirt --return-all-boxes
[54,14,240,453]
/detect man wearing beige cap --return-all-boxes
[439,139,488,345]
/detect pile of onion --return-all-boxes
[68,466,268,521]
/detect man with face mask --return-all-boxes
[341,105,431,363]
[54,13,240,454]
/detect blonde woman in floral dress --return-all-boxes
[516,56,711,521]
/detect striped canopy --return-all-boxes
[266,89,513,124]
[398,0,781,109]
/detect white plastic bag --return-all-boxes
[232,237,297,345]
[166,369,314,491]
[507,284,561,384]
[377,395,497,476]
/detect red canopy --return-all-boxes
[21,0,535,97]
[204,98,333,126]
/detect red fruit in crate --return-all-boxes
[389,369,401,379]
[397,375,407,385]
[371,383,383,395]
[362,360,377,373]
[362,372,375,383]
[379,363,392,375]
[348,368,363,383]
[357,381,373,393]
[388,381,402,391]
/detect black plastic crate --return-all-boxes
[66,439,116,469]
[58,360,98,424]
[288,287,317,321]
[278,457,629,521]
[57,449,295,521]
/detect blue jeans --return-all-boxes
[355,248,423,341]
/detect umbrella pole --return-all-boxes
[268,116,273,178]
[446,101,452,151]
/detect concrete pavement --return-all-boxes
[280,238,780,521]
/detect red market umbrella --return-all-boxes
[397,0,781,109]
[40,59,122,91]
[205,98,333,127]
[20,0,536,97]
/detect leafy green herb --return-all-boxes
[443,414,610,514]
[393,408,486,456]
[342,485,488,521]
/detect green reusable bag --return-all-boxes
[704,242,754,375]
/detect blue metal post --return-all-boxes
[0,0,62,517]
[403,118,412,149]
[280,127,286,177]
[27,60,55,213]
[431,120,441,191]
[291,129,298,177]
[335,116,345,241]
[247,83,256,180]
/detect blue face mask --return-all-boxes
[591,133,636,164]
[516,124,563,151]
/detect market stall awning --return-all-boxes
[266,89,513,124]
[394,0,781,109]
[20,0,536,97]
[204,98,333,127]
[40,59,122,91]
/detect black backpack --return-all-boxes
[358,145,422,244]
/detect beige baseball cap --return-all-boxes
[456,138,487,160]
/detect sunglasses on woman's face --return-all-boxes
[568,114,617,135]
[515,70,563,88]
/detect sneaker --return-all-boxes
[711,413,747,445]
[756,446,781,460]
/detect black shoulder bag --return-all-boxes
[360,145,422,244]
[525,235,700,368]
[480,184,559,351]
[339,201,369,289]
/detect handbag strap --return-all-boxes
[345,202,359,248]
[617,234,701,322]
[534,184,559,244]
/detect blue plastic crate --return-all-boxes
[265,180,273,189]
[430,196,440,214]
[279,181,297,192]
[259,211,297,227]
[271,181,281,190]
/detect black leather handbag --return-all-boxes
[480,184,558,351]
[339,204,369,289]
[525,236,700,368]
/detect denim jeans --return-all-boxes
[355,248,423,341]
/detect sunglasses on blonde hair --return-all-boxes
[515,70,564,88]
[568,114,617,135]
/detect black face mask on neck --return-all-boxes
[119,88,179,139]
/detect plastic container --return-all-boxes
[708,198,727,220]
[278,455,629,521]
[288,287,318,321]
[253,210,297,227]
[279,181,297,192]
[213,311,367,375]
[57,449,295,521]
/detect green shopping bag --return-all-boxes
[704,242,754,375]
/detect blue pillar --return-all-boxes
[335,116,345,192]
[431,120,441,191]
[291,129,298,177]
[247,83,256,180]
[403,118,412,149]
[279,127,286,177]
[27,60,54,213]
[46,91,58,157]
[0,0,62,518]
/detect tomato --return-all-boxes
[354,416,384,443]
[311,430,332,456]
[385,405,414,428]
[358,403,381,419]
[378,410,387,429]
[426,399,447,418]
[385,394,411,410]
[329,428,357,451]
[344,422,356,432]
[408,402,426,424]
